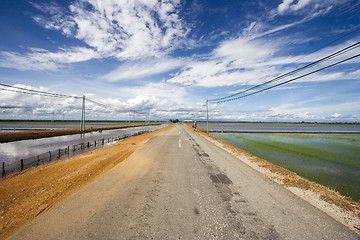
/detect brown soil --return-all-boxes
[0,123,161,143]
[193,128,360,233]
[0,125,173,239]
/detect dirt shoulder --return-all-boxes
[191,127,360,234]
[0,123,161,143]
[0,125,173,239]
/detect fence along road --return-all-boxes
[1,125,165,177]
[11,124,358,239]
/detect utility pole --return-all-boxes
[133,111,135,127]
[80,95,85,132]
[128,111,131,127]
[206,99,209,134]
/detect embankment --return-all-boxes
[0,125,173,239]
[0,123,161,143]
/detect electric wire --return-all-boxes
[0,83,81,99]
[209,41,360,102]
[85,98,116,110]
[212,53,360,103]
[0,85,130,115]
[208,27,360,102]
[288,26,359,63]
[86,97,133,114]
[0,87,81,99]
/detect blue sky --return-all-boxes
[0,0,359,121]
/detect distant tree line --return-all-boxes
[169,119,180,123]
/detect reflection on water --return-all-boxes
[0,121,148,132]
[0,125,165,165]
[212,132,360,201]
[198,122,360,132]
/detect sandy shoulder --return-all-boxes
[0,125,173,239]
[193,128,359,234]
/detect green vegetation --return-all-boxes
[169,119,180,123]
[212,133,360,202]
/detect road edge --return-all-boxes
[0,125,173,239]
[186,125,360,234]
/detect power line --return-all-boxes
[0,87,80,99]
[85,97,127,112]
[290,26,359,63]
[209,41,360,102]
[0,83,81,99]
[86,98,116,109]
[0,87,47,96]
[212,53,360,103]
[0,85,131,115]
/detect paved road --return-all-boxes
[12,124,358,239]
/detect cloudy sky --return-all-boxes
[0,0,359,122]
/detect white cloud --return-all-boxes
[214,38,275,60]
[0,47,98,71]
[278,0,313,14]
[168,38,282,87]
[31,2,76,36]
[331,112,342,118]
[1,0,189,71]
[276,0,350,17]
[125,82,187,102]
[0,84,82,119]
[0,51,58,71]
[103,57,185,82]
[248,20,306,40]
[167,34,359,89]
[34,0,188,60]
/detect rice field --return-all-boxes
[211,132,360,202]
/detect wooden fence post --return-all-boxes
[20,159,24,171]
[2,162,5,177]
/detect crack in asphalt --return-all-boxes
[187,130,281,239]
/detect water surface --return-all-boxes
[0,125,166,176]
[212,132,360,201]
[199,122,360,133]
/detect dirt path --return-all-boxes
[0,125,173,239]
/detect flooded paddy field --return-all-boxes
[0,120,158,132]
[0,124,166,176]
[211,132,360,202]
[198,122,360,133]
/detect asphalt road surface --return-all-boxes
[12,124,358,239]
